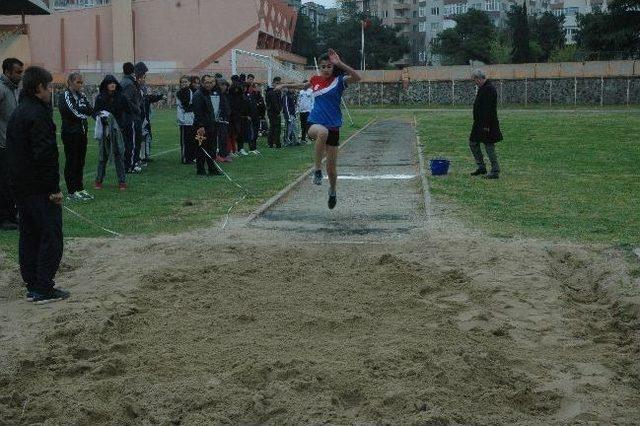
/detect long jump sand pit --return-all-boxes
[1,119,639,424]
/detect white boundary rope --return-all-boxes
[63,205,122,237]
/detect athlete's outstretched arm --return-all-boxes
[276,82,311,91]
[328,48,361,85]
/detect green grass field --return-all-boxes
[0,109,374,260]
[1,108,638,264]
[417,110,640,246]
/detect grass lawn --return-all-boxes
[0,109,374,261]
[417,110,640,246]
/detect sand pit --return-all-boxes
[1,119,639,424]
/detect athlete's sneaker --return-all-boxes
[32,288,70,305]
[328,191,337,210]
[93,181,103,190]
[313,170,323,185]
[118,182,128,191]
[239,149,249,156]
[78,190,94,200]
[249,150,261,155]
[26,291,36,302]
[133,165,143,173]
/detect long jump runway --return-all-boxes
[250,119,426,239]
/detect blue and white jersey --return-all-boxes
[308,74,346,129]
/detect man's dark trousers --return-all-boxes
[122,120,143,170]
[268,114,281,148]
[0,147,17,223]
[196,127,216,174]
[17,195,63,293]
[299,112,310,141]
[62,131,88,194]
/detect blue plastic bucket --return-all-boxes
[429,158,450,176]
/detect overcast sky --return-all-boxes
[304,0,338,8]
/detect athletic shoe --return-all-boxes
[215,155,226,162]
[67,192,83,202]
[119,182,128,191]
[483,172,500,180]
[26,291,36,302]
[78,190,94,200]
[249,150,261,155]
[470,168,487,176]
[94,181,103,190]
[328,191,337,210]
[32,288,70,305]
[313,170,323,186]
[239,149,249,156]
[220,156,233,163]
[133,165,143,173]
[209,168,223,176]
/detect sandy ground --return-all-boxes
[1,120,639,425]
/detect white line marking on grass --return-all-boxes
[329,174,417,180]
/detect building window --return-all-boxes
[419,21,427,32]
[552,9,564,16]
[431,6,440,15]
[484,0,499,11]
[564,7,579,14]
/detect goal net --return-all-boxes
[231,49,309,84]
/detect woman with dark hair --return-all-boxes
[176,75,195,164]
[276,49,361,209]
[58,72,93,201]
[93,74,130,191]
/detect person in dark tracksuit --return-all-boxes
[266,77,282,148]
[192,75,222,176]
[211,79,231,162]
[246,74,263,153]
[469,68,503,179]
[120,62,146,173]
[58,72,93,201]
[176,76,195,164]
[229,75,249,155]
[6,66,69,304]
[0,58,23,231]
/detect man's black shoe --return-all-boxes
[483,172,499,179]
[32,288,70,305]
[0,221,18,231]
[197,170,207,176]
[470,168,487,176]
[209,168,223,176]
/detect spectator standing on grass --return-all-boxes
[192,74,223,177]
[120,62,144,174]
[93,74,129,191]
[138,74,165,164]
[245,74,262,154]
[58,72,94,202]
[228,75,249,156]
[0,58,23,231]
[282,87,299,146]
[265,76,282,148]
[469,69,502,179]
[297,82,313,144]
[212,78,231,163]
[6,66,69,304]
[176,76,196,164]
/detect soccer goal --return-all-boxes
[231,49,308,83]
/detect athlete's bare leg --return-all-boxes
[325,145,338,193]
[308,124,328,171]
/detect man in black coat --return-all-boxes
[6,66,68,304]
[265,77,282,148]
[192,74,223,176]
[469,69,502,179]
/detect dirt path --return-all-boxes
[1,119,639,425]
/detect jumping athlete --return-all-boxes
[277,49,361,209]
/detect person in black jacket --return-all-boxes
[58,72,93,201]
[228,75,249,155]
[6,66,68,304]
[246,74,263,154]
[213,79,231,162]
[93,74,130,190]
[265,76,282,148]
[192,75,222,176]
[120,62,146,173]
[176,76,195,164]
[469,69,503,179]
[138,74,165,164]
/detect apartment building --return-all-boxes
[300,2,330,33]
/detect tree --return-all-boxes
[431,10,495,65]
[575,0,640,59]
[292,13,319,65]
[318,15,409,69]
[530,12,565,61]
[507,4,531,63]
